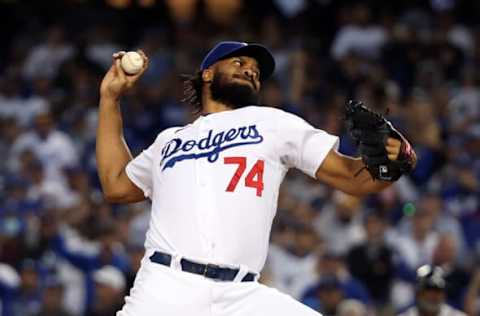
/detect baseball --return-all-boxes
[120,51,144,75]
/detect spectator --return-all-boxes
[404,97,444,185]
[447,69,480,134]
[0,263,20,316]
[85,24,121,71]
[391,207,439,273]
[9,112,78,184]
[0,76,24,122]
[50,222,129,275]
[49,221,129,312]
[431,234,470,309]
[86,266,125,316]
[11,259,43,316]
[397,192,466,260]
[23,158,74,209]
[337,299,368,316]
[314,191,365,256]
[267,222,321,299]
[35,277,72,316]
[301,252,370,306]
[0,2,479,315]
[22,26,74,80]
[331,3,388,60]
[437,12,474,57]
[0,75,49,127]
[398,265,466,316]
[302,275,345,316]
[347,210,395,308]
[389,206,440,309]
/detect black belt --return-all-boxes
[149,251,256,282]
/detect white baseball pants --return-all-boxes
[117,249,321,316]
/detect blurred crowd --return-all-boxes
[0,0,479,316]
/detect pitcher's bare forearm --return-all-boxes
[316,150,391,197]
[343,156,391,195]
[96,51,149,202]
[96,97,133,189]
[96,96,145,202]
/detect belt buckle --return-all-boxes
[203,263,218,278]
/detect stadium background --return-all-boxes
[0,0,479,315]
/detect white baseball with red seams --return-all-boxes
[118,106,338,316]
[120,51,144,75]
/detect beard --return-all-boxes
[210,71,259,109]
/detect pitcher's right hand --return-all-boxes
[100,50,149,100]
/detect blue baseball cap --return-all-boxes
[200,41,275,81]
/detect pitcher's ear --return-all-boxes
[202,69,213,83]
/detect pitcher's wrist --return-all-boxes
[100,97,120,109]
[100,92,121,104]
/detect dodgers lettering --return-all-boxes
[160,125,263,170]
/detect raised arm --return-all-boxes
[96,51,149,203]
[316,137,411,196]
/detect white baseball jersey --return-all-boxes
[125,106,338,273]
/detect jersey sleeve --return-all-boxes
[276,110,339,178]
[125,127,178,198]
[125,143,155,198]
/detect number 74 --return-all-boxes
[224,157,264,197]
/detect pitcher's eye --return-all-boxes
[232,59,241,66]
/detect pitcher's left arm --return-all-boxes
[316,100,416,196]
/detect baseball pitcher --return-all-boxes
[96,41,417,316]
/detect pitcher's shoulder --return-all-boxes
[241,105,296,118]
[152,126,184,144]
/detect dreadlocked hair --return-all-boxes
[181,71,203,114]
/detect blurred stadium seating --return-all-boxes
[0,1,479,315]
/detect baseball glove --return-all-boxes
[344,100,416,181]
